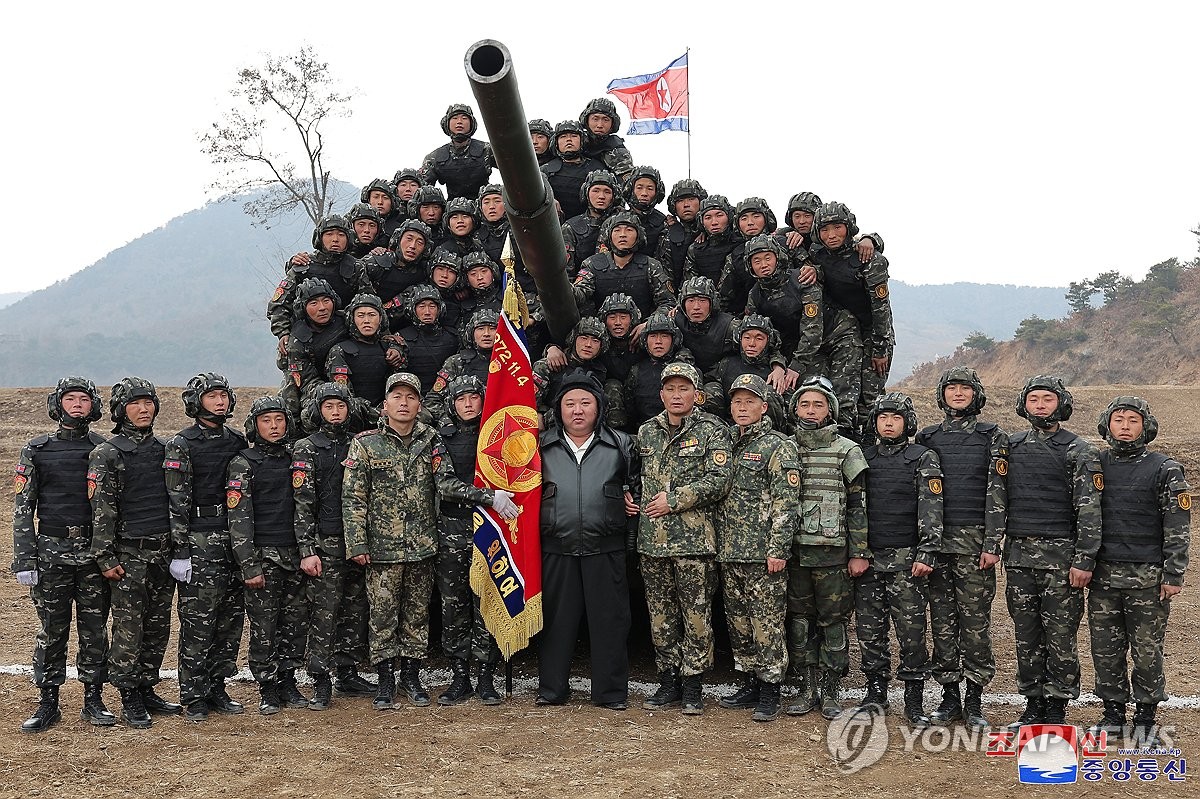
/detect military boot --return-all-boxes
[477,661,502,706]
[1088,700,1126,737]
[185,699,209,722]
[208,682,245,715]
[928,681,962,725]
[819,673,843,721]
[752,681,781,722]
[140,686,183,716]
[400,658,431,707]
[718,673,759,710]
[119,686,153,729]
[963,680,989,730]
[785,667,820,716]
[80,684,118,727]
[1043,697,1068,725]
[904,681,930,728]
[309,673,333,711]
[438,658,474,706]
[279,670,309,709]
[1006,696,1045,730]
[373,661,395,710]
[857,674,889,715]
[642,669,682,710]
[258,682,281,716]
[334,664,376,697]
[20,686,61,733]
[1131,703,1159,747]
[681,675,704,716]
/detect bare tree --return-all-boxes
[201,46,350,227]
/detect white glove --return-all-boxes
[491,489,519,520]
[169,558,193,584]
[15,570,38,587]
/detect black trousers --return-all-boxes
[537,550,631,704]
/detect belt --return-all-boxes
[39,523,92,539]
[118,534,166,549]
[192,504,226,519]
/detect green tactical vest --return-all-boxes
[794,434,861,549]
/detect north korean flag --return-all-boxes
[606,53,689,135]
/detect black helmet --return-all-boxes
[678,276,719,311]
[597,291,643,327]
[441,103,478,138]
[528,118,553,139]
[292,277,341,320]
[389,218,433,253]
[813,201,861,239]
[360,179,397,208]
[345,293,389,336]
[182,372,237,423]
[600,211,645,256]
[47,376,103,425]
[348,202,383,227]
[392,167,424,191]
[477,183,504,202]
[937,365,987,417]
[734,197,778,233]
[428,250,462,286]
[667,179,708,209]
[466,308,500,347]
[109,377,160,433]
[407,283,446,321]
[869,392,918,442]
[580,170,620,209]
[408,185,447,219]
[735,313,782,354]
[786,191,823,222]
[462,251,499,283]
[1097,395,1158,452]
[1016,374,1074,427]
[624,165,665,211]
[642,312,680,340]
[307,381,353,431]
[443,197,480,231]
[243,395,289,444]
[568,316,608,357]
[311,215,352,251]
[698,195,734,226]
[552,119,586,158]
[744,233,787,274]
[579,97,622,132]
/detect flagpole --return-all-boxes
[685,46,692,179]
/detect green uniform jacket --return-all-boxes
[716,419,800,563]
[792,422,869,567]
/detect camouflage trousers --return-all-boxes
[365,558,434,664]
[720,561,788,684]
[29,562,110,687]
[108,541,175,689]
[177,557,245,704]
[244,562,308,684]
[929,551,997,686]
[858,337,891,438]
[819,310,863,434]
[1087,582,1170,704]
[640,555,717,677]
[854,566,930,681]
[786,562,852,679]
[1005,566,1084,700]
[304,549,369,676]
[436,541,501,664]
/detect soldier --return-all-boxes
[718,197,780,317]
[361,178,405,240]
[409,185,449,250]
[783,377,868,720]
[476,185,510,268]
[534,317,608,422]
[684,195,737,285]
[427,250,470,335]
[915,367,1007,730]
[435,197,485,260]
[578,97,634,183]
[393,167,424,209]
[461,252,504,319]
[347,202,388,258]
[281,278,349,422]
[397,285,462,395]
[562,170,621,277]
[657,178,707,289]
[623,165,667,257]
[537,371,640,709]
[13,377,114,732]
[779,191,823,251]
[326,293,407,407]
[1004,376,1102,727]
[715,374,800,722]
[703,315,791,433]
[342,373,517,710]
[622,313,696,431]
[1088,397,1190,744]
[227,397,308,715]
[419,103,495,201]
[90,378,182,728]
[572,211,675,320]
[744,234,823,390]
[674,276,737,378]
[855,393,943,726]
[365,219,434,331]
[541,119,604,221]
[165,373,247,721]
[425,308,498,425]
[294,383,374,710]
[528,118,554,166]
[638,363,734,715]
[434,376,503,706]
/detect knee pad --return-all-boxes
[823,623,847,652]
[787,616,810,648]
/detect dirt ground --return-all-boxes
[0,385,1197,798]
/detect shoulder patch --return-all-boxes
[226,489,242,509]
[995,458,1008,476]
[787,470,800,487]
[291,460,313,471]
[271,279,288,302]
[331,366,350,377]
[14,474,27,493]
[432,374,448,393]
[1093,473,1104,491]
[1179,493,1192,511]
[713,450,728,466]
[342,458,358,469]
[14,463,28,475]
[163,460,182,471]
[874,283,889,299]
[804,303,819,318]
[292,470,306,488]
[87,477,97,499]
[928,477,943,495]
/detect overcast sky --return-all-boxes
[5,1,1197,294]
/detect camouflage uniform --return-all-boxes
[267,244,374,343]
[637,368,734,682]
[743,235,824,380]
[572,213,677,320]
[1088,398,1190,735]
[423,309,497,426]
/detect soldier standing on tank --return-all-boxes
[744,233,823,388]
[541,120,604,222]
[622,313,696,431]
[703,315,791,433]
[342,373,517,710]
[326,293,407,408]
[397,285,462,396]
[347,202,388,258]
[657,179,707,290]
[1003,375,1102,728]
[624,166,668,257]
[782,377,869,721]
[578,98,634,183]
[13,377,115,733]
[533,317,608,423]
[165,373,247,722]
[638,363,733,716]
[718,197,781,317]
[674,276,738,379]
[715,374,799,723]
[854,393,942,727]
[90,378,182,729]
[419,104,495,201]
[362,178,405,240]
[684,195,738,286]
[425,308,498,425]
[393,167,424,211]
[915,367,1007,731]
[529,118,555,167]
[366,219,433,331]
[1087,396,1190,745]
[563,170,622,277]
[410,186,450,251]
[573,212,675,321]
[281,278,349,423]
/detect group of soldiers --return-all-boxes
[10,98,1189,745]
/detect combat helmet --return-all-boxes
[348,202,384,228]
[390,218,434,255]
[1097,396,1158,453]
[744,234,787,276]
[667,179,708,210]
[786,191,822,220]
[109,377,160,433]
[243,395,290,444]
[182,372,237,423]
[1016,374,1074,428]
[441,103,478,138]
[552,119,586,158]
[307,381,353,432]
[292,277,341,321]
[597,291,642,328]
[580,170,621,209]
[698,195,735,230]
[462,251,499,285]
[579,97,622,133]
[465,308,500,348]
[937,366,987,417]
[528,118,553,140]
[642,312,681,346]
[392,167,424,192]
[444,196,480,230]
[813,201,861,240]
[312,215,352,252]
[407,284,446,322]
[735,313,782,354]
[869,392,919,442]
[600,211,645,256]
[408,185,447,220]
[790,375,839,428]
[568,316,608,359]
[679,275,720,313]
[360,179,398,209]
[734,197,778,233]
[344,293,389,336]
[624,166,665,211]
[47,376,103,425]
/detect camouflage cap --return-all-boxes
[385,372,423,396]
[729,373,769,400]
[660,362,702,388]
